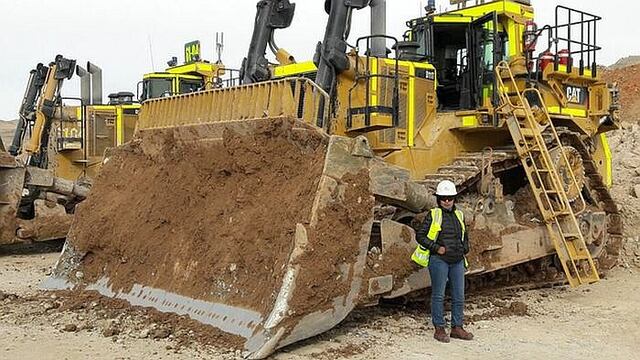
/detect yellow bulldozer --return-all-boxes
[47,0,622,358]
[1,57,144,245]
[1,43,226,246]
[139,39,228,101]
[1,55,91,245]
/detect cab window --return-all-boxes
[179,79,204,95]
[141,78,173,101]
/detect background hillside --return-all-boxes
[0,120,17,148]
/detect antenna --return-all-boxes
[216,32,224,64]
[147,35,156,71]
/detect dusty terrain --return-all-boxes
[2,61,640,359]
[1,246,639,360]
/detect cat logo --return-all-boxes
[566,86,587,104]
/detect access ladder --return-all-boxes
[494,60,599,287]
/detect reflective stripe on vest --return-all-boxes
[417,207,469,268]
[426,208,443,240]
[411,245,430,267]
[429,208,465,243]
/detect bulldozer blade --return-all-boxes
[43,117,427,358]
[0,152,26,245]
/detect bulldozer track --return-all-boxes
[420,148,520,193]
[416,128,622,275]
[556,128,624,269]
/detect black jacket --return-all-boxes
[416,206,469,264]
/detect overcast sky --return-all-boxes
[0,0,637,120]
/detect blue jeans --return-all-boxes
[428,255,466,327]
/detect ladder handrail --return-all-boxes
[496,62,569,216]
[496,61,586,216]
[494,60,599,287]
[521,87,587,215]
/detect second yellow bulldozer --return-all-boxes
[47,0,622,358]
[2,42,227,246]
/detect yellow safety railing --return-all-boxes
[138,77,331,132]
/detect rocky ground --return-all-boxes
[2,61,640,359]
[2,123,640,359]
[0,248,639,360]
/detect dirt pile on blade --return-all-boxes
[286,170,373,317]
[68,118,340,315]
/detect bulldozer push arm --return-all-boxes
[0,55,83,246]
[24,55,76,168]
[241,0,296,84]
[9,63,49,156]
[315,0,371,96]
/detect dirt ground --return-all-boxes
[3,61,640,359]
[1,246,639,360]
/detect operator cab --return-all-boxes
[140,74,205,101]
[407,10,509,111]
[138,40,225,102]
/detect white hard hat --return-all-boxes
[435,180,457,196]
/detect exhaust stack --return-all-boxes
[76,65,90,106]
[87,62,102,105]
[370,0,387,58]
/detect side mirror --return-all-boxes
[136,81,144,102]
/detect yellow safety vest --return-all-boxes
[411,207,469,268]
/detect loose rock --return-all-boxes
[62,324,78,332]
[151,328,171,339]
[102,325,120,337]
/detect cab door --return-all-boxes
[462,12,501,111]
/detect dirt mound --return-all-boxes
[602,65,640,121]
[607,122,640,235]
[468,300,529,322]
[69,118,332,316]
[55,290,244,350]
[606,120,640,268]
[608,56,640,70]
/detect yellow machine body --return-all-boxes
[49,1,622,358]
[50,103,140,180]
[140,61,225,101]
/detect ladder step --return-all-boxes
[549,211,572,220]
[562,233,581,240]
[522,146,541,154]
[500,61,600,288]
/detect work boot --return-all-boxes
[450,326,474,340]
[433,326,450,343]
